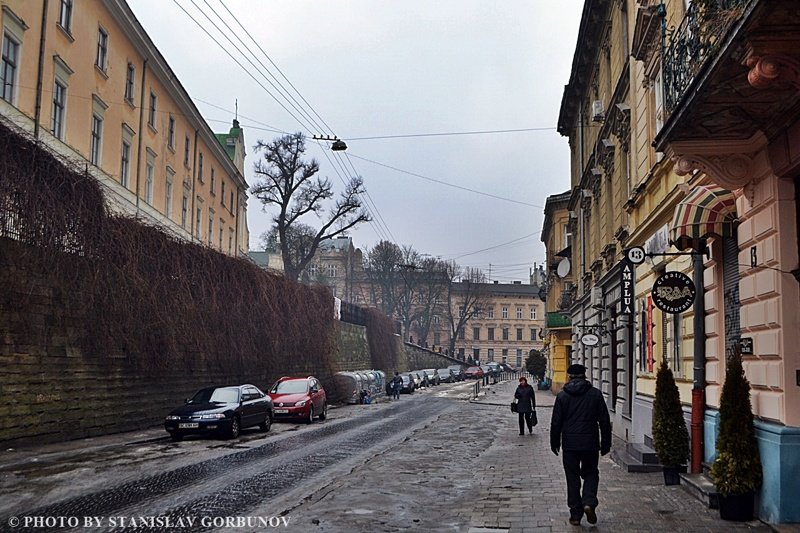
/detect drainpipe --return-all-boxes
[33,0,49,140]
[691,246,706,474]
[190,129,198,240]
[134,59,148,211]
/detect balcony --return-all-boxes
[656,0,800,163]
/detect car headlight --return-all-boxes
[165,415,180,420]
[200,413,226,419]
[295,400,307,407]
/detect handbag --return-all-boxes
[510,400,518,413]
[531,410,538,426]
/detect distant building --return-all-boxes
[0,0,248,254]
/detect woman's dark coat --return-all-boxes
[514,383,536,413]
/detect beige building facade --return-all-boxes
[0,0,248,254]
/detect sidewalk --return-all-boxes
[468,379,777,532]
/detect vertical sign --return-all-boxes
[620,259,635,316]
[647,296,654,373]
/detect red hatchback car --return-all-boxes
[268,376,328,423]
[465,366,485,379]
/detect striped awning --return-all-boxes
[670,185,737,250]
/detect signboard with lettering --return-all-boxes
[652,271,696,314]
[620,260,635,316]
[739,337,754,355]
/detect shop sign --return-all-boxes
[581,333,600,347]
[620,260,635,316]
[739,337,754,355]
[652,271,696,314]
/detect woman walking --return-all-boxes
[514,376,537,435]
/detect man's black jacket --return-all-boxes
[550,377,612,452]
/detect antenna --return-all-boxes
[235,99,238,121]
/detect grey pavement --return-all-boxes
[1,379,793,532]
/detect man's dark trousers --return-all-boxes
[562,449,599,519]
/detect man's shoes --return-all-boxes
[569,517,581,526]
[519,431,525,435]
[584,505,597,525]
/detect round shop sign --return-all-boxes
[652,271,696,314]
[581,333,600,347]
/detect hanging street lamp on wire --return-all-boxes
[312,134,347,151]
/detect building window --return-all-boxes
[144,154,154,204]
[120,140,131,188]
[168,115,175,149]
[516,349,523,367]
[473,348,480,360]
[198,153,204,182]
[487,308,494,319]
[181,195,188,228]
[433,315,440,325]
[516,328,523,341]
[210,168,216,194]
[487,327,494,341]
[308,263,317,277]
[502,349,508,363]
[196,206,202,238]
[218,224,223,248]
[473,327,480,340]
[124,63,135,103]
[458,328,465,340]
[229,191,234,213]
[501,328,509,341]
[1,33,19,103]
[51,80,66,139]
[434,332,441,346]
[208,209,214,245]
[487,348,494,361]
[96,27,108,72]
[530,307,537,320]
[228,229,233,253]
[165,174,173,218]
[58,0,73,33]
[328,264,337,277]
[502,307,508,319]
[148,91,157,129]
[516,307,523,320]
[184,136,190,167]
[458,348,465,358]
[530,328,537,341]
[221,181,226,206]
[90,114,103,165]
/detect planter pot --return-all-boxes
[718,491,755,522]
[662,465,682,486]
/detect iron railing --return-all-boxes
[662,0,754,114]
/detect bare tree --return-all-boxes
[409,257,449,346]
[251,132,370,282]
[444,263,489,359]
[363,240,404,317]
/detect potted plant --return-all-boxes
[651,359,690,485]
[710,345,762,521]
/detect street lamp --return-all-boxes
[312,135,347,151]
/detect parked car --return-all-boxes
[436,368,455,383]
[411,371,425,389]
[448,365,465,381]
[465,366,484,379]
[268,376,328,423]
[423,369,440,386]
[400,374,416,393]
[164,384,273,442]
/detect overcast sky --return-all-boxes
[129,0,584,283]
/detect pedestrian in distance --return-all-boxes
[550,363,612,526]
[390,372,403,400]
[513,376,537,435]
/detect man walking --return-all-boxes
[550,364,612,526]
[390,372,403,400]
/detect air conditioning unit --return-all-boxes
[590,287,604,309]
[592,100,605,122]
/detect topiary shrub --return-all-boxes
[710,345,762,496]
[652,358,690,467]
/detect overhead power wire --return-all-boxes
[347,153,543,208]
[449,231,542,260]
[345,127,556,141]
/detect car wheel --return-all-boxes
[306,406,315,424]
[259,412,272,432]
[170,432,183,442]
[229,416,241,439]
[319,403,328,420]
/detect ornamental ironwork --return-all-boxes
[662,0,753,114]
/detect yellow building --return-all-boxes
[541,191,574,393]
[0,0,248,254]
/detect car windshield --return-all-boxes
[191,387,239,404]
[271,380,308,394]
[437,369,449,375]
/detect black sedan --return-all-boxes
[164,384,273,441]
